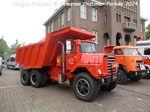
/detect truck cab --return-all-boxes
[103,45,146,84]
[137,46,150,78]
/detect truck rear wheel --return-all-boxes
[117,69,128,84]
[21,69,30,85]
[41,71,48,87]
[73,72,98,102]
[100,81,117,91]
[130,75,142,81]
[30,70,43,88]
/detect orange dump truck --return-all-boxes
[103,45,146,84]
[16,27,118,101]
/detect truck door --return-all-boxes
[66,44,76,70]
[114,49,124,64]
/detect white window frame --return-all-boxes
[80,28,87,32]
[61,13,64,25]
[92,8,97,22]
[67,7,71,21]
[92,31,98,44]
[80,5,87,19]
[51,22,54,32]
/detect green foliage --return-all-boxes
[146,24,150,40]
[0,36,8,58]
[0,37,24,59]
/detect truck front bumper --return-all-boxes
[128,70,147,78]
[98,74,118,85]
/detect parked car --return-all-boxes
[7,54,19,70]
[0,57,3,75]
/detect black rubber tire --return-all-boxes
[21,69,30,85]
[30,69,43,88]
[73,72,98,102]
[117,69,128,84]
[100,81,117,91]
[41,71,48,87]
[142,68,150,79]
[130,75,142,81]
[7,66,9,69]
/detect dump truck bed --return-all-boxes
[16,27,96,68]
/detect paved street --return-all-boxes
[0,67,150,112]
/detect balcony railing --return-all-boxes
[123,22,137,32]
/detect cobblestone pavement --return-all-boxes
[0,67,150,112]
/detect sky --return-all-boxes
[0,0,149,47]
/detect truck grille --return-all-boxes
[136,60,143,67]
[108,57,116,73]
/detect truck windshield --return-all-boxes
[123,48,139,55]
[80,42,96,53]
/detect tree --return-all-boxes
[0,36,8,58]
[146,24,150,40]
[7,39,21,56]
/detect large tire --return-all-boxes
[41,71,48,87]
[7,66,9,69]
[21,69,30,85]
[142,68,150,79]
[30,69,43,88]
[130,75,142,81]
[117,69,128,84]
[100,81,117,91]
[73,72,98,102]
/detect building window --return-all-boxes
[54,18,58,30]
[80,5,86,19]
[92,8,97,22]
[105,14,107,22]
[116,14,118,22]
[92,31,98,44]
[119,15,121,22]
[67,7,71,21]
[80,28,87,32]
[47,25,50,33]
[141,23,143,32]
[61,13,64,25]
[51,22,54,32]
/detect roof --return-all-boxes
[114,46,137,49]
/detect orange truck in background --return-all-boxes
[103,45,146,84]
[16,27,118,102]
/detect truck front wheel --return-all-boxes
[21,69,30,85]
[100,81,117,91]
[30,70,43,88]
[73,72,98,102]
[117,69,128,84]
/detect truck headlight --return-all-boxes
[98,69,101,75]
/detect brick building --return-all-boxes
[43,0,147,52]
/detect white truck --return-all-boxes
[7,54,19,70]
[136,40,150,78]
